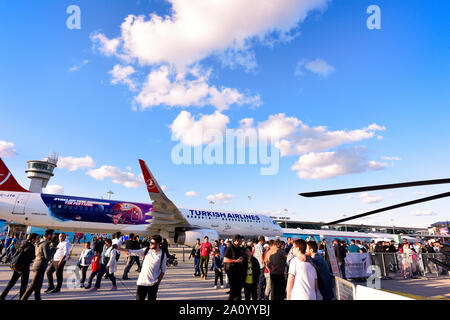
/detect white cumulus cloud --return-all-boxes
[134,65,260,111]
[109,64,136,90]
[347,192,384,204]
[92,0,330,110]
[0,141,17,158]
[43,185,64,195]
[295,58,335,77]
[206,193,235,204]
[86,166,144,189]
[185,190,199,197]
[291,147,387,179]
[170,110,230,146]
[58,156,95,171]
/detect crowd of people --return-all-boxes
[188,234,335,300]
[0,230,446,301]
[0,230,167,301]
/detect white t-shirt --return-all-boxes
[288,257,317,300]
[129,248,167,286]
[53,240,71,262]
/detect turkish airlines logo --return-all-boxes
[146,179,154,187]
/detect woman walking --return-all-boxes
[78,242,94,288]
[90,238,117,291]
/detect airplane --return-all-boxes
[0,158,282,246]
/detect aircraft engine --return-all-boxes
[175,229,219,247]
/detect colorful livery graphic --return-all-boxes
[41,195,153,225]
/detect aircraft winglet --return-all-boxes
[139,159,163,195]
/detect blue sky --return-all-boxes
[0,0,449,228]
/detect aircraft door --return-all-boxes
[12,194,29,215]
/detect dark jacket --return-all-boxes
[242,256,261,285]
[334,244,347,262]
[267,248,287,275]
[32,239,51,271]
[19,241,36,267]
[190,244,201,259]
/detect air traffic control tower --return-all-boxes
[25,153,58,193]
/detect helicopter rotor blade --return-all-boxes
[299,178,450,198]
[324,191,450,225]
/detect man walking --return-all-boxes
[45,233,71,293]
[254,236,266,300]
[117,235,167,300]
[266,239,287,300]
[1,233,38,300]
[122,233,142,280]
[199,236,212,280]
[333,239,347,279]
[21,229,54,300]
[224,234,245,300]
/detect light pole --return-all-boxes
[390,219,395,234]
[343,214,347,232]
[107,190,114,200]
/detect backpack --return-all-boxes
[10,247,28,271]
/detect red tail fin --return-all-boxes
[0,158,29,193]
[138,159,162,195]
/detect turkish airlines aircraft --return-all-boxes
[0,158,282,246]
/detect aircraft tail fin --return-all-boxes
[139,159,164,195]
[0,158,29,193]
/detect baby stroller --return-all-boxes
[166,253,178,266]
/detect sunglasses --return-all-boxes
[150,241,156,245]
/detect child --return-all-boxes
[84,250,101,289]
[213,249,223,289]
[78,242,94,288]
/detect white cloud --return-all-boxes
[86,166,144,188]
[185,190,199,197]
[237,113,385,156]
[109,64,136,90]
[413,191,427,196]
[347,192,384,204]
[91,33,121,57]
[295,58,335,77]
[69,60,89,72]
[58,156,95,171]
[170,110,230,146]
[99,0,330,69]
[134,65,260,111]
[0,141,17,158]
[291,147,387,179]
[410,210,437,216]
[92,0,329,110]
[43,185,64,195]
[206,193,235,204]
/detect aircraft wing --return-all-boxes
[138,159,190,230]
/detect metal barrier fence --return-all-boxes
[334,276,356,300]
[370,252,449,279]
